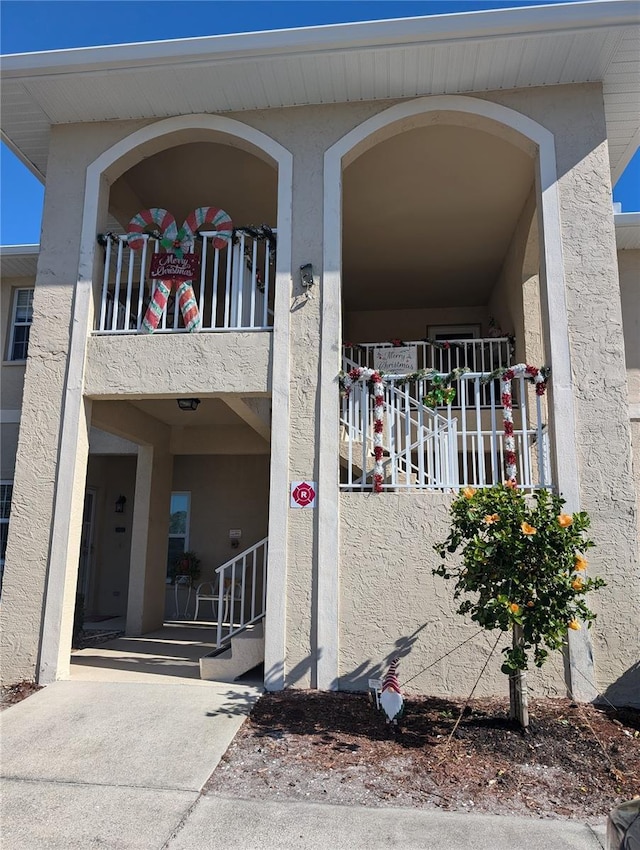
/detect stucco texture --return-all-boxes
[618,248,640,406]
[339,493,565,697]
[2,85,638,698]
[85,332,272,398]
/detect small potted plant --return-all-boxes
[170,551,201,585]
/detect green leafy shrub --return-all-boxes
[434,485,604,674]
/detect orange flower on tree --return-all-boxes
[504,479,518,490]
[558,514,573,528]
[574,553,588,571]
[571,577,584,591]
[463,487,476,499]
[568,619,581,630]
[509,603,520,614]
[484,513,500,525]
[521,522,537,536]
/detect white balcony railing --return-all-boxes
[343,338,513,408]
[96,229,275,334]
[340,366,551,492]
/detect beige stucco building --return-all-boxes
[1,1,639,705]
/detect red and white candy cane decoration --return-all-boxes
[126,208,179,251]
[127,208,201,334]
[501,364,547,485]
[342,367,385,492]
[182,206,233,250]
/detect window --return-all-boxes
[8,288,34,361]
[167,492,190,579]
[1,482,13,586]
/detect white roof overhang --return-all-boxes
[615,212,640,248]
[0,244,39,277]
[1,1,638,183]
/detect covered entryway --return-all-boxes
[70,396,270,684]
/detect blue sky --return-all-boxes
[1,0,638,244]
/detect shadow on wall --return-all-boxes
[265,649,324,692]
[337,622,429,692]
[263,624,428,693]
[602,661,640,709]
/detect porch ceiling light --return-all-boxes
[176,398,201,412]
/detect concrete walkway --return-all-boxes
[0,681,608,850]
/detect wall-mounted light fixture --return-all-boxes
[299,263,314,291]
[115,495,127,514]
[176,398,201,412]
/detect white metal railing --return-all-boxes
[340,370,551,492]
[96,230,275,333]
[214,537,268,647]
[341,378,458,490]
[343,338,513,408]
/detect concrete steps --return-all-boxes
[199,621,264,682]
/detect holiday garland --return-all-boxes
[498,364,549,485]
[341,367,386,491]
[339,363,550,491]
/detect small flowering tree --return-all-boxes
[434,484,604,727]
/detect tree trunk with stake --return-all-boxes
[509,625,529,729]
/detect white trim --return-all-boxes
[0,244,40,255]
[37,113,293,685]
[264,139,293,692]
[2,2,634,74]
[320,93,583,692]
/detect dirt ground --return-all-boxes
[0,681,42,710]
[207,691,640,823]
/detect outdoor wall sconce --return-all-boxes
[299,263,314,291]
[176,398,201,412]
[114,495,127,514]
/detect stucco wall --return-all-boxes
[339,493,565,697]
[618,248,640,406]
[344,307,489,344]
[84,332,272,398]
[172,454,270,577]
[167,454,270,618]
[2,83,638,696]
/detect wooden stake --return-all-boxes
[509,625,529,729]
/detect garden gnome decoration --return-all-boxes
[380,657,404,725]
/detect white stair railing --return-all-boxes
[340,370,458,491]
[340,367,551,492]
[96,230,275,333]
[215,537,268,648]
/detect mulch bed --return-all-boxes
[0,681,42,711]
[208,691,640,822]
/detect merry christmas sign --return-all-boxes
[149,253,201,281]
[373,345,417,375]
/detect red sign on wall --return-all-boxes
[149,253,201,281]
[290,481,316,509]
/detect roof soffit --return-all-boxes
[1,2,638,181]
